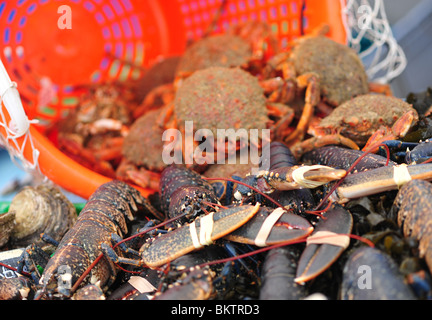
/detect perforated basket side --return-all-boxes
[0,0,346,199]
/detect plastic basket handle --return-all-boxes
[0,58,31,138]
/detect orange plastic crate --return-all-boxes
[0,0,346,199]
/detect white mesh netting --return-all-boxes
[341,0,407,84]
[0,60,42,178]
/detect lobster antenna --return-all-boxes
[196,232,375,270]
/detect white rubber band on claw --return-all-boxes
[393,164,412,188]
[189,221,201,249]
[199,212,214,246]
[128,276,157,294]
[306,231,350,249]
[189,212,215,249]
[254,207,286,247]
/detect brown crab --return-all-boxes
[131,55,182,120]
[176,20,279,79]
[292,94,419,158]
[55,84,135,178]
[175,34,253,78]
[163,66,296,170]
[261,25,370,145]
[317,94,418,146]
[115,106,170,190]
[132,28,274,131]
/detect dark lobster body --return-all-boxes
[259,246,305,300]
[406,140,432,164]
[391,179,432,274]
[341,247,416,300]
[266,142,315,213]
[301,146,395,173]
[39,181,149,295]
[160,165,219,222]
[268,141,297,168]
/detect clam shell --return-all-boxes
[0,211,15,247]
[9,184,77,247]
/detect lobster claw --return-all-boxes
[256,165,346,193]
[295,205,353,284]
[224,206,313,246]
[141,203,261,268]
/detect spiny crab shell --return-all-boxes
[289,35,369,106]
[174,66,270,141]
[317,94,419,146]
[175,34,252,76]
[121,106,167,172]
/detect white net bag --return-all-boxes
[341,0,407,84]
[0,58,44,180]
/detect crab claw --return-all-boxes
[295,205,353,284]
[225,206,313,246]
[362,110,418,153]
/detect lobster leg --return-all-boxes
[17,244,52,284]
[100,244,143,268]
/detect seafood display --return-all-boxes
[2,18,432,302]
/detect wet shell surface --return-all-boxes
[8,183,77,248]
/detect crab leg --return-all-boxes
[329,162,432,204]
[261,77,296,104]
[283,72,320,146]
[362,110,418,153]
[292,134,360,159]
[368,82,393,96]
